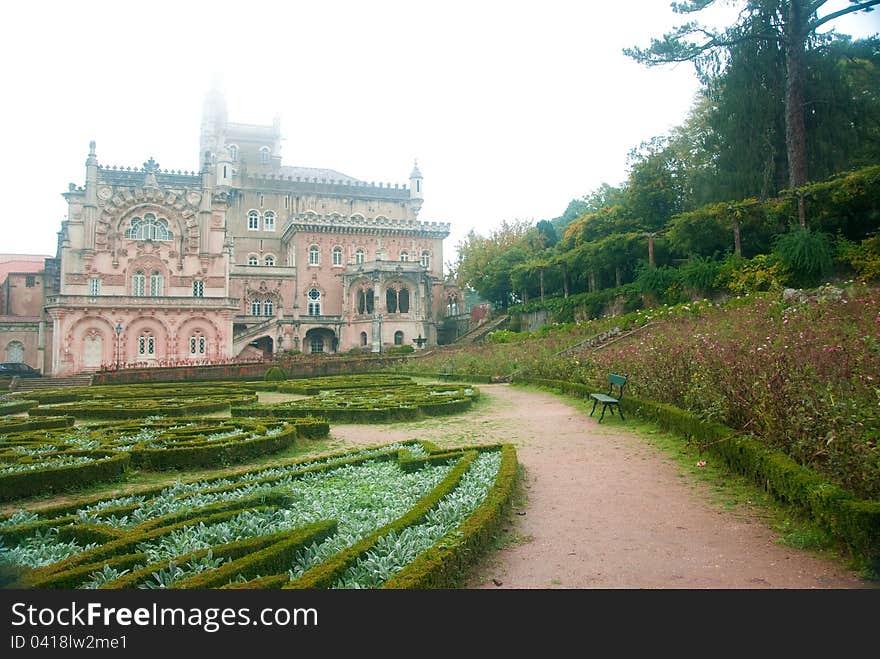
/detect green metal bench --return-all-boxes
[590,374,627,423]
[438,364,455,381]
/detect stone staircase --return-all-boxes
[453,313,510,345]
[555,321,657,357]
[9,374,94,392]
[232,317,283,356]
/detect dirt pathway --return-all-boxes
[330,384,876,589]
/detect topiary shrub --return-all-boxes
[264,366,287,382]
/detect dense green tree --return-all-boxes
[625,0,880,223]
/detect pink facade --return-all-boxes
[1,91,461,376]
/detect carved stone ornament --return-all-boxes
[97,187,113,201]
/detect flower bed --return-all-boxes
[231,383,479,423]
[0,418,329,499]
[0,441,518,589]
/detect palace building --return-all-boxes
[1,90,460,376]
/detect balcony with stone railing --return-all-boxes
[45,295,240,310]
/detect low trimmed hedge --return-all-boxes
[384,444,518,588]
[0,416,74,434]
[0,399,38,415]
[0,452,130,502]
[283,450,479,589]
[514,376,880,570]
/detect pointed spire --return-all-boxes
[86,140,98,167]
[410,159,422,179]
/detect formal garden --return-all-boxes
[0,376,516,588]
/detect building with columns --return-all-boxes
[2,90,461,376]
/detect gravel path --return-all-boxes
[330,383,877,589]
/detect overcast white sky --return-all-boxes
[2,1,877,268]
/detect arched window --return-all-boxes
[307,288,321,315]
[251,299,262,316]
[259,146,271,164]
[263,211,276,232]
[332,246,343,266]
[421,250,430,269]
[394,331,404,346]
[360,332,368,347]
[189,332,207,356]
[400,251,409,262]
[132,271,146,297]
[126,214,172,241]
[263,299,274,316]
[228,144,238,161]
[248,255,259,266]
[357,289,374,314]
[308,245,320,265]
[149,271,163,297]
[355,248,365,264]
[446,296,459,316]
[248,210,260,231]
[399,288,410,313]
[138,331,155,357]
[264,255,275,267]
[386,289,398,314]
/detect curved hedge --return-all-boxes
[232,383,479,423]
[1,441,518,589]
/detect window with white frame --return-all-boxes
[263,211,276,231]
[132,271,146,296]
[189,333,207,356]
[332,246,343,266]
[310,337,324,353]
[421,251,430,269]
[248,210,260,230]
[355,248,365,264]
[149,271,163,297]
[251,299,262,316]
[263,299,274,316]
[308,245,320,265]
[264,255,275,267]
[138,332,155,357]
[192,280,204,297]
[126,214,172,241]
[400,251,409,262]
[248,255,259,266]
[307,288,321,315]
[88,278,101,296]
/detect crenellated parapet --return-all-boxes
[244,174,410,200]
[96,165,201,187]
[284,214,450,238]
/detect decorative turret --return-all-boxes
[409,160,423,216]
[199,78,228,168]
[216,145,233,188]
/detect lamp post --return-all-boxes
[374,312,382,356]
[114,323,122,370]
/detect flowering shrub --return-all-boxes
[590,284,880,499]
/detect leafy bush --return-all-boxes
[773,227,834,287]
[264,366,287,382]
[678,255,722,297]
[837,235,880,282]
[716,253,789,294]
